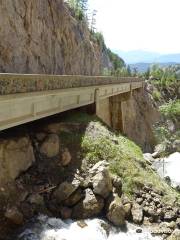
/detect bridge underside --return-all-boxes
[0,79,143,131]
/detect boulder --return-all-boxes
[143,153,154,164]
[123,203,132,219]
[164,210,177,222]
[77,220,88,228]
[106,195,126,226]
[5,207,23,225]
[53,179,80,203]
[131,202,143,224]
[63,188,83,207]
[152,143,166,158]
[60,206,72,219]
[172,140,180,152]
[112,176,122,196]
[0,136,35,185]
[168,229,180,240]
[72,188,104,219]
[89,160,109,176]
[176,218,180,228]
[61,148,72,166]
[39,134,59,158]
[92,168,112,198]
[28,194,44,205]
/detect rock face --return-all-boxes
[120,90,160,152]
[0,0,111,75]
[0,136,35,186]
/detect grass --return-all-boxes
[59,112,180,203]
[152,90,162,102]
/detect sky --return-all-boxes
[88,0,180,54]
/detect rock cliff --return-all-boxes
[0,0,111,75]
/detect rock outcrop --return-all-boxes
[120,89,160,152]
[0,0,111,75]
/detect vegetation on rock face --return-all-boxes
[160,100,180,120]
[142,63,180,155]
[66,0,131,77]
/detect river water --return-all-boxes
[153,152,180,187]
[18,215,161,240]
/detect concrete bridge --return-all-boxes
[0,74,144,131]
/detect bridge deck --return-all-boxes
[0,74,144,131]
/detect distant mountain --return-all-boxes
[113,50,160,64]
[113,50,180,64]
[155,54,180,63]
[129,62,179,73]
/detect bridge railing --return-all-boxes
[0,74,143,95]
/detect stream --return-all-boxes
[18,216,161,240]
[152,152,180,187]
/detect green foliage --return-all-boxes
[107,49,125,71]
[159,100,180,119]
[152,90,162,101]
[59,111,180,202]
[147,64,178,87]
[91,31,106,49]
[67,0,87,20]
[81,121,178,200]
[154,126,171,143]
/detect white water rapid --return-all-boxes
[18,215,161,240]
[152,152,180,187]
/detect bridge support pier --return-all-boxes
[95,92,132,133]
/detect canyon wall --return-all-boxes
[0,0,111,75]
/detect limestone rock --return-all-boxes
[53,179,80,203]
[106,195,126,226]
[131,202,143,224]
[5,207,23,225]
[72,188,104,219]
[39,134,60,158]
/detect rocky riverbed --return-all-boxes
[0,114,180,240]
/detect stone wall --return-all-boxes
[0,74,142,95]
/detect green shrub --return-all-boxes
[159,100,180,119]
[152,90,162,101]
